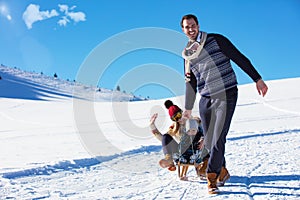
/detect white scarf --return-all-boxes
[182,31,207,82]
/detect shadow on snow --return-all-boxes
[222,175,300,198]
[228,128,300,141]
[1,145,161,179]
[0,72,73,101]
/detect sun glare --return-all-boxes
[0,3,12,21]
[0,4,7,12]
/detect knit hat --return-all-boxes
[164,100,174,109]
[168,105,181,118]
[164,100,182,120]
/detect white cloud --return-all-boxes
[22,4,59,29]
[68,11,86,23]
[22,4,86,29]
[57,4,86,26]
[0,4,12,21]
[57,16,69,27]
[58,4,69,13]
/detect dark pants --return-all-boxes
[162,131,203,156]
[162,134,178,155]
[199,87,237,174]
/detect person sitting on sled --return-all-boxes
[149,100,207,177]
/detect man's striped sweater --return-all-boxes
[185,33,262,110]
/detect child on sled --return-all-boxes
[149,100,208,179]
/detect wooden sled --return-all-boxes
[177,162,200,180]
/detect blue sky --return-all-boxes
[0,0,299,99]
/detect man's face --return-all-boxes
[182,18,199,40]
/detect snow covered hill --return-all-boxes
[0,65,146,102]
[0,68,299,199]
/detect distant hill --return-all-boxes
[0,64,147,102]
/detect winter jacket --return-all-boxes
[150,117,202,144]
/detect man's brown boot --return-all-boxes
[217,167,230,187]
[207,173,219,194]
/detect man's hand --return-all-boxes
[197,137,204,150]
[256,79,268,97]
[183,110,192,119]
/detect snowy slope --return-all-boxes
[0,65,145,102]
[0,68,299,199]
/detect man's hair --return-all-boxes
[180,14,199,27]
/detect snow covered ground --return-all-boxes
[0,66,299,199]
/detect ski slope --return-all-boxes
[0,66,299,199]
